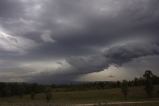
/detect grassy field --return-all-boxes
[0,86,158,104]
[0,102,158,106]
[107,102,159,106]
[50,86,159,103]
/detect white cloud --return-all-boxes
[41,30,55,43]
[0,29,38,54]
[19,59,71,73]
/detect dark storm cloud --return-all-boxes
[0,0,159,83]
[29,40,159,84]
[26,0,159,58]
[0,0,24,18]
[68,40,159,73]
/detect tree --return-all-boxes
[29,84,38,100]
[17,84,26,98]
[45,87,53,102]
[30,92,36,100]
[143,70,154,98]
[121,80,129,100]
[116,81,121,88]
[1,83,11,97]
[134,77,139,86]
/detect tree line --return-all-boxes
[0,70,158,102]
[0,83,44,97]
[0,82,53,102]
[52,70,159,92]
[121,70,158,99]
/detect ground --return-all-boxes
[0,86,159,105]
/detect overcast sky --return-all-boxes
[0,0,159,84]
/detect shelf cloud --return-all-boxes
[0,0,159,83]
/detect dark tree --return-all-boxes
[143,70,154,98]
[30,92,36,100]
[134,77,139,86]
[17,84,26,98]
[45,87,53,102]
[121,80,129,100]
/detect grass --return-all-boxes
[106,102,159,106]
[0,86,158,104]
[50,86,159,103]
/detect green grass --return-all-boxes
[0,86,159,104]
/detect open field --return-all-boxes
[0,101,159,106]
[0,86,158,104]
[107,101,159,106]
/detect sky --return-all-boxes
[0,0,159,84]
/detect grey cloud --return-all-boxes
[67,41,159,74]
[104,42,159,66]
[0,0,159,83]
[30,0,159,57]
[0,0,24,18]
[29,41,159,84]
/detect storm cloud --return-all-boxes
[0,0,159,84]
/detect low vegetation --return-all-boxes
[0,70,158,104]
